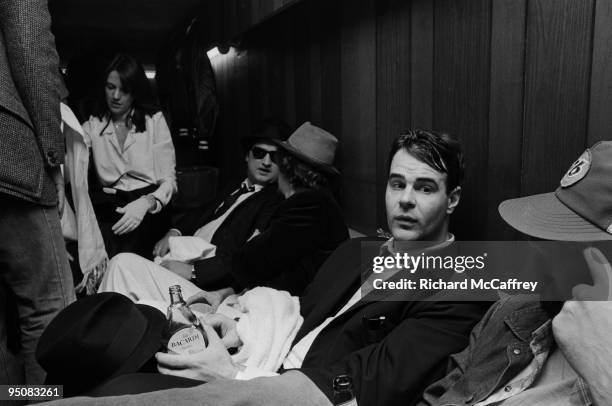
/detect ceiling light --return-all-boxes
[207,47,220,59]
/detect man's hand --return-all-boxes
[161,260,193,280]
[50,166,64,216]
[187,290,223,312]
[553,247,612,405]
[201,313,242,349]
[153,229,180,257]
[570,246,612,301]
[156,324,240,381]
[112,197,150,235]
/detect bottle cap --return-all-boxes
[333,374,353,391]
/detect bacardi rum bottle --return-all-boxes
[164,285,208,354]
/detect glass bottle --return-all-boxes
[164,285,208,354]
[333,374,358,406]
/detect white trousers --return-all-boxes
[98,253,203,307]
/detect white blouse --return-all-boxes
[82,111,177,209]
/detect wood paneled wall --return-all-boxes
[207,0,612,240]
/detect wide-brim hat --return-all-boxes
[499,141,612,241]
[36,292,166,396]
[274,121,339,175]
[241,118,291,150]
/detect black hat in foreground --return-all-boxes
[36,292,165,396]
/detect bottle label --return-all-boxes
[336,400,358,406]
[167,326,207,354]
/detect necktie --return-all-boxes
[212,183,254,220]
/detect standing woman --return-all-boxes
[84,54,177,258]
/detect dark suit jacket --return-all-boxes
[188,182,283,288]
[296,238,490,406]
[197,189,349,295]
[0,0,64,204]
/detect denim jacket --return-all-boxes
[418,294,593,406]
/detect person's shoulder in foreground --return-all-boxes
[420,141,612,406]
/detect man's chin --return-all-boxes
[390,227,420,242]
[253,175,275,185]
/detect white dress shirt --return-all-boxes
[192,180,263,242]
[82,111,177,209]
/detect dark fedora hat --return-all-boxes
[274,121,339,175]
[36,292,165,396]
[241,118,291,151]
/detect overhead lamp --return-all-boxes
[207,47,220,59]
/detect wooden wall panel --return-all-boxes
[318,1,342,139]
[340,0,378,232]
[410,0,434,130]
[375,0,412,230]
[522,0,594,195]
[588,0,612,145]
[307,1,323,125]
[486,0,527,240]
[433,0,491,240]
[207,0,611,239]
[292,14,312,126]
[246,47,267,122]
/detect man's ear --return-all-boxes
[446,186,461,214]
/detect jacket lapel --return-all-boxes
[295,240,373,342]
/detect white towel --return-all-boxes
[217,287,303,373]
[138,286,302,373]
[60,103,108,294]
[153,236,217,265]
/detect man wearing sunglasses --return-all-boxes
[98,119,288,293]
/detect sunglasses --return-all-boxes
[251,146,278,163]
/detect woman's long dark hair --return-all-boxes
[92,53,158,133]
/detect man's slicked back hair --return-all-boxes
[387,129,464,192]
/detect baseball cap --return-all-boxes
[499,141,612,241]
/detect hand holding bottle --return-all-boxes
[200,313,242,350]
[156,323,240,381]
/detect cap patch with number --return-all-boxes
[560,149,591,188]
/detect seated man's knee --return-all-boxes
[107,253,147,278]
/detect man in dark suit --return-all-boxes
[0,0,75,384]
[97,121,287,298]
[58,130,487,406]
[194,122,349,295]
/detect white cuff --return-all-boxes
[169,228,182,236]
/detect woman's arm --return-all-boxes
[150,112,177,212]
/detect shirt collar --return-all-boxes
[242,179,262,192]
[379,233,455,256]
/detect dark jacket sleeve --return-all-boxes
[229,191,328,288]
[174,203,217,237]
[299,301,488,406]
[0,0,64,167]
[173,183,234,236]
[192,186,283,289]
